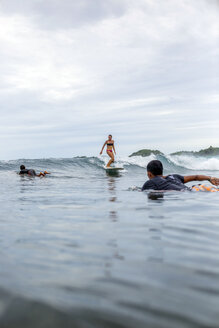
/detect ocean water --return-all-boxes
[0,154,219,328]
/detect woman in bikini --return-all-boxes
[100,135,116,167]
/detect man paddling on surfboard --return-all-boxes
[100,135,116,167]
[19,165,50,177]
[142,160,219,192]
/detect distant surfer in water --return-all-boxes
[142,160,219,192]
[100,135,116,167]
[19,165,50,177]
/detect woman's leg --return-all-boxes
[106,151,114,167]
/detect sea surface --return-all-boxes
[0,154,219,328]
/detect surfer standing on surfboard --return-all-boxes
[100,135,116,167]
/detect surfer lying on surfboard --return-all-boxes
[142,160,219,192]
[19,165,50,177]
[100,135,116,167]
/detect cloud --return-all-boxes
[0,0,218,159]
[0,0,128,29]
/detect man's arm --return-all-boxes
[184,175,219,186]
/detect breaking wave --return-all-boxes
[0,153,219,173]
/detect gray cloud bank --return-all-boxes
[0,0,218,159]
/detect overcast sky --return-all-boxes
[0,0,218,159]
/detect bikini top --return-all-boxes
[107,143,113,146]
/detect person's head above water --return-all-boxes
[147,160,163,179]
[20,165,25,170]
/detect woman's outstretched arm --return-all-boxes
[100,141,107,155]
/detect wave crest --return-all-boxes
[0,154,219,172]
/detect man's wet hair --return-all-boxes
[20,165,25,170]
[147,160,163,176]
[109,134,112,137]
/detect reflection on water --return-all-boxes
[107,175,118,225]
[104,176,124,278]
[109,210,117,221]
[106,170,122,178]
[147,191,164,201]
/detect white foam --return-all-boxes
[99,154,219,171]
[115,154,157,168]
[168,155,219,171]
